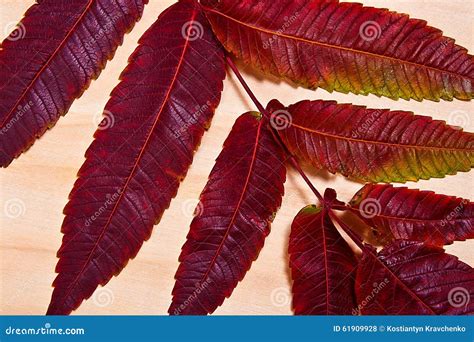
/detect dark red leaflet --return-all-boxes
[267,99,474,183]
[47,0,225,315]
[349,184,474,246]
[0,0,148,167]
[201,0,474,101]
[289,205,357,315]
[356,240,474,315]
[169,113,286,315]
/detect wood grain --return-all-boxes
[1,0,473,315]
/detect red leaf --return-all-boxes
[169,112,286,315]
[0,0,148,167]
[349,184,474,246]
[289,205,357,315]
[356,240,474,315]
[202,0,474,101]
[47,0,225,315]
[267,99,474,183]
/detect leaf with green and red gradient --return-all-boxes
[267,99,474,183]
[348,184,474,246]
[169,112,287,315]
[356,240,474,314]
[47,0,225,315]
[0,0,148,167]
[201,0,474,101]
[289,205,357,315]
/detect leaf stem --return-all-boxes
[225,55,323,203]
[225,56,267,114]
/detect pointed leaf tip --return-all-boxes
[47,0,225,315]
[170,112,286,315]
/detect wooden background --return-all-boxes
[1,0,473,315]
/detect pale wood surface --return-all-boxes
[0,0,473,315]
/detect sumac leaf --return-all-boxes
[201,0,474,101]
[47,0,225,315]
[268,99,474,183]
[356,240,474,315]
[289,205,357,315]
[348,184,474,246]
[0,0,148,167]
[169,112,287,315]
